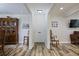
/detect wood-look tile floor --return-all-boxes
[0,43,79,56]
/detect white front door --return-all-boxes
[32,13,47,42]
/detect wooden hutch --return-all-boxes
[0,16,18,45]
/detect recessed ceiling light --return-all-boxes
[60,7,63,10]
[37,10,43,13]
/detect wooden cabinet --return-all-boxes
[0,16,18,45]
[70,31,79,44]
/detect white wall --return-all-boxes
[49,11,79,44]
[66,12,79,42]
[49,15,70,44]
[0,14,31,44]
[28,14,34,49]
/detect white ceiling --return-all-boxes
[26,3,53,14]
[49,3,79,17]
[0,3,79,17]
[0,3,31,14]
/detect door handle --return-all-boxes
[38,32,41,33]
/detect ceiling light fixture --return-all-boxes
[60,7,63,10]
[37,10,43,13]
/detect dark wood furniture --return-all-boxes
[23,31,29,46]
[50,30,59,48]
[0,29,5,55]
[70,31,79,44]
[23,36,29,46]
[0,16,18,45]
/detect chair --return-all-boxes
[23,36,29,45]
[0,29,5,55]
[70,31,79,44]
[50,30,59,47]
[51,35,59,47]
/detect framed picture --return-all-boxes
[22,24,29,29]
[51,21,58,27]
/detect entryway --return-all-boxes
[27,3,52,49]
